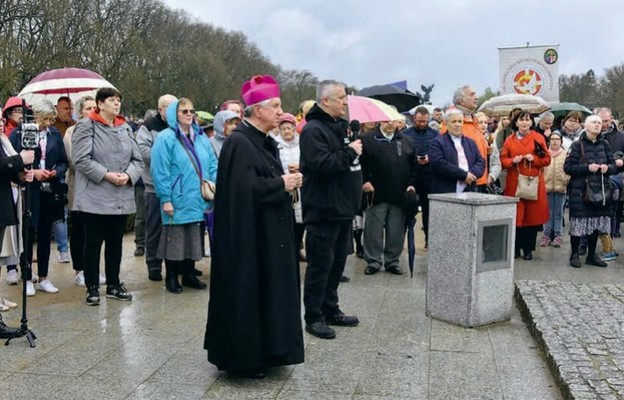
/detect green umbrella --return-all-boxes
[548,102,592,119]
[196,111,214,121]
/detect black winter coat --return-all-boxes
[205,121,304,372]
[404,126,439,190]
[300,104,362,224]
[602,123,624,154]
[0,144,24,227]
[564,132,617,218]
[360,128,417,206]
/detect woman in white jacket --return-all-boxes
[275,113,305,261]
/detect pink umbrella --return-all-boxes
[18,67,117,104]
[347,95,403,123]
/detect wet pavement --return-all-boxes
[0,228,567,400]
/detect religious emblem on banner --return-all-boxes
[512,69,543,95]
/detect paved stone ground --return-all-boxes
[516,281,624,400]
[0,232,561,399]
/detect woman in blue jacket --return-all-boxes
[151,98,217,293]
[429,108,485,194]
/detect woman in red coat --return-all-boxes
[500,111,551,260]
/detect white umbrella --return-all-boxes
[478,94,550,117]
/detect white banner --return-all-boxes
[499,45,559,102]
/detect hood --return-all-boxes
[88,109,126,127]
[164,99,203,136]
[213,110,240,140]
[274,132,300,148]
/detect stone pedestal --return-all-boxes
[426,192,519,327]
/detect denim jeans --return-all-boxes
[543,192,566,237]
[52,208,69,252]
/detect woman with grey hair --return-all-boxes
[63,95,105,287]
[564,115,618,268]
[8,99,68,296]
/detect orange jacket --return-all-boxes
[440,114,489,185]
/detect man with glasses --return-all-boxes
[360,120,416,276]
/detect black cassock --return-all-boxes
[204,121,304,372]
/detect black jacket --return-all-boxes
[564,132,616,218]
[0,145,24,227]
[602,123,624,154]
[429,133,485,194]
[360,127,416,206]
[300,104,362,224]
[404,125,439,189]
[9,126,68,225]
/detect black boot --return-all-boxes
[0,315,18,339]
[181,260,207,290]
[354,229,364,258]
[165,260,183,294]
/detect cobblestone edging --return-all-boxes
[515,280,624,400]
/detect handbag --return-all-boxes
[179,135,216,201]
[515,162,538,200]
[579,140,613,207]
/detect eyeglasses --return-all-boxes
[179,109,195,115]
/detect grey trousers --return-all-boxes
[363,202,405,270]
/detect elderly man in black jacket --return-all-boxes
[360,120,416,275]
[300,80,363,340]
[598,107,624,237]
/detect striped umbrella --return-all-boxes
[18,68,117,104]
[477,93,550,117]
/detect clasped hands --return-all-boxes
[588,163,609,174]
[105,171,130,186]
[282,172,303,192]
[512,154,534,164]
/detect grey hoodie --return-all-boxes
[210,110,239,158]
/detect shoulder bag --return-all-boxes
[515,161,538,200]
[179,135,215,201]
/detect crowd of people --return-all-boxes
[1,76,623,376]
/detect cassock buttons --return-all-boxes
[279,244,285,248]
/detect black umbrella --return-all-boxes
[356,85,421,113]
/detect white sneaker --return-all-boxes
[58,252,71,263]
[74,271,85,287]
[26,281,35,296]
[5,270,19,285]
[0,297,17,308]
[36,279,59,294]
[99,274,106,285]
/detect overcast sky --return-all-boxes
[163,0,623,107]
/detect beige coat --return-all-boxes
[544,149,570,193]
[63,125,77,210]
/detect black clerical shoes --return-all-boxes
[230,367,268,379]
[326,311,359,327]
[305,321,336,339]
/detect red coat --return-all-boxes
[500,131,551,227]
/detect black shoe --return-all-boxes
[230,367,268,379]
[192,268,203,277]
[578,244,588,256]
[134,247,145,257]
[586,254,607,268]
[569,253,581,268]
[356,248,364,259]
[0,316,18,339]
[326,311,359,327]
[615,232,622,238]
[181,275,207,290]
[514,248,521,259]
[364,266,379,275]
[165,273,183,294]
[340,275,350,282]
[86,286,100,306]
[522,251,532,260]
[386,265,403,275]
[106,283,133,301]
[305,321,336,339]
[148,271,163,282]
